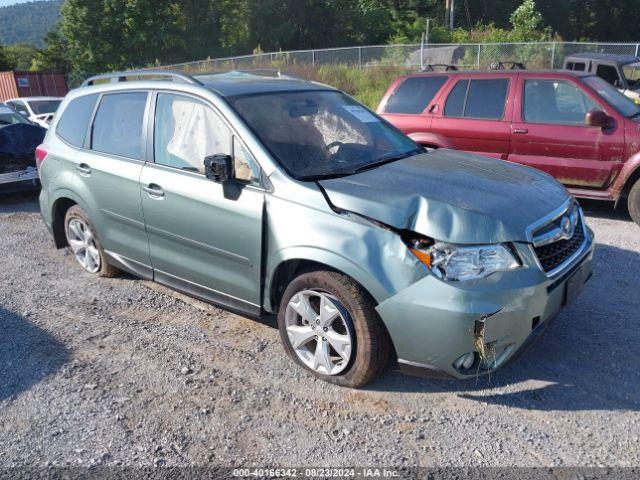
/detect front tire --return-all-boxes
[628,179,640,226]
[277,271,389,388]
[64,205,117,277]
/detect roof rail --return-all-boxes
[488,61,525,70]
[421,64,458,72]
[81,70,203,87]
[196,69,304,81]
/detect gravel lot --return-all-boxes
[0,192,639,469]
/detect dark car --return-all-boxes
[377,69,640,225]
[0,105,46,193]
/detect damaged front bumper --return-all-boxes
[375,229,595,379]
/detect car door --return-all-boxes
[140,91,264,315]
[378,75,448,138]
[509,75,624,188]
[78,90,152,275]
[429,74,515,159]
[595,63,624,90]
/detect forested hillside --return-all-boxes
[0,0,61,47]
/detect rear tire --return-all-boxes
[629,180,640,227]
[277,270,389,388]
[64,205,118,277]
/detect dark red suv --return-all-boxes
[377,70,640,225]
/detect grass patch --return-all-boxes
[285,64,412,109]
[182,62,412,110]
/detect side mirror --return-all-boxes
[204,154,233,183]
[585,110,614,129]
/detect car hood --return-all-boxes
[318,149,570,244]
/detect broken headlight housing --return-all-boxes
[408,238,520,282]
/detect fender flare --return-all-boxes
[612,153,640,205]
[50,188,93,218]
[49,188,103,244]
[264,246,392,312]
[407,131,453,149]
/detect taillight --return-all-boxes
[35,144,48,169]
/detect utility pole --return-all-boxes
[425,18,431,45]
[444,0,450,30]
[445,0,455,30]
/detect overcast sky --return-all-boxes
[0,0,34,7]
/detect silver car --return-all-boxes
[38,71,594,387]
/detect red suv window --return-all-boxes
[444,78,509,120]
[384,76,448,114]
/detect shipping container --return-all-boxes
[0,71,68,102]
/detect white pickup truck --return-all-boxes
[4,97,62,129]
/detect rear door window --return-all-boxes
[56,94,99,147]
[444,78,509,120]
[384,76,447,114]
[91,92,148,159]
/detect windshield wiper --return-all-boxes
[296,149,423,180]
[352,150,419,174]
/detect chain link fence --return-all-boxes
[150,41,640,75]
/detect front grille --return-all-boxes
[533,218,585,273]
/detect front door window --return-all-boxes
[523,79,600,125]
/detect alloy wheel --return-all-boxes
[284,290,353,376]
[66,218,101,273]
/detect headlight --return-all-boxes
[408,239,520,281]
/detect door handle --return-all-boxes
[143,184,165,198]
[513,128,529,134]
[75,163,91,175]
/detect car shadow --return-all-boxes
[367,243,640,412]
[0,308,71,402]
[578,198,633,222]
[0,191,40,214]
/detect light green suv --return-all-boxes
[38,71,594,388]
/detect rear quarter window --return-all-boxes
[56,94,99,147]
[384,76,447,114]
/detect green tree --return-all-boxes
[0,44,10,70]
[246,0,394,52]
[54,0,240,76]
[509,0,548,41]
[5,43,38,70]
[31,28,71,72]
